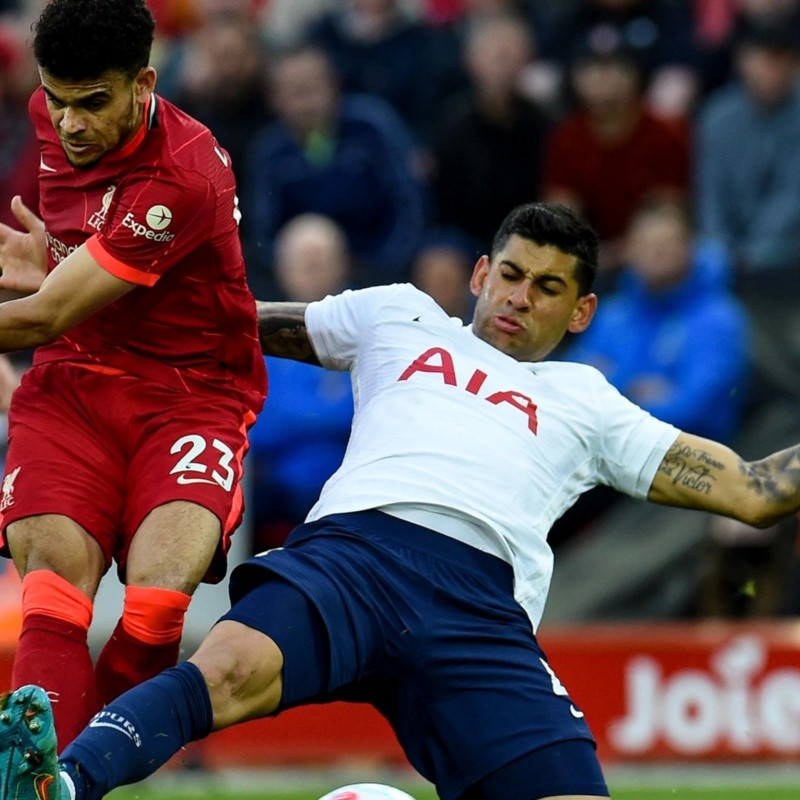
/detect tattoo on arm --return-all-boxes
[656,442,726,496]
[741,445,800,510]
[256,302,320,365]
[657,439,800,525]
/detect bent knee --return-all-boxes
[190,620,284,728]
[7,516,105,596]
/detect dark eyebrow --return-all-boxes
[538,274,569,288]
[499,259,524,275]
[43,86,111,106]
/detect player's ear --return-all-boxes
[133,67,157,104]
[469,255,490,298]
[567,292,597,334]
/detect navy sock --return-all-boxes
[59,662,213,800]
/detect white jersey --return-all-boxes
[305,284,679,630]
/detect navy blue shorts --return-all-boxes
[221,511,608,800]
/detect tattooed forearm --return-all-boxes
[256,301,320,365]
[742,445,800,513]
[652,434,800,526]
[657,442,725,496]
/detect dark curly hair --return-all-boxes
[34,0,154,80]
[491,202,599,296]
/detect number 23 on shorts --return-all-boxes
[169,434,235,491]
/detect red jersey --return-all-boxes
[30,87,266,413]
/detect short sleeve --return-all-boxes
[305,284,420,371]
[90,168,215,285]
[593,375,680,498]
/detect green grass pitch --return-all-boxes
[108,782,800,800]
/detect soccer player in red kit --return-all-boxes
[0,0,266,746]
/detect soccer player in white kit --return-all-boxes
[4,203,800,800]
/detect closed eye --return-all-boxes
[500,270,522,282]
[537,281,564,296]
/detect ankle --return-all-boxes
[59,763,82,800]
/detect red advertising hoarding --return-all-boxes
[541,621,800,762]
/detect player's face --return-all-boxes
[40,67,156,168]
[470,234,597,362]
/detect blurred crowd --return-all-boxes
[2,0,800,619]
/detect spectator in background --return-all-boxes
[543,45,691,283]
[145,0,200,41]
[166,13,272,190]
[425,0,467,25]
[410,228,477,320]
[440,1,552,48]
[432,11,550,252]
[537,0,700,118]
[0,24,38,233]
[565,200,749,443]
[259,0,335,46]
[247,214,354,552]
[446,0,552,32]
[697,0,800,95]
[244,44,428,289]
[693,9,800,614]
[696,24,800,284]
[154,0,266,92]
[550,200,749,549]
[306,0,461,144]
[696,23,800,404]
[445,0,562,113]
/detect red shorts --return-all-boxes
[0,362,257,583]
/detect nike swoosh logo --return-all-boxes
[39,156,57,173]
[176,474,217,485]
[214,146,229,167]
[570,704,585,719]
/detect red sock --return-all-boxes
[94,585,191,705]
[13,571,98,748]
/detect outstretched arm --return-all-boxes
[0,240,133,352]
[648,432,800,528]
[256,301,320,365]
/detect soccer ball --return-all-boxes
[317,784,418,800]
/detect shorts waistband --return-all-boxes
[294,510,514,587]
[378,503,510,563]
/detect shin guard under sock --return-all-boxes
[94,586,190,705]
[14,572,97,748]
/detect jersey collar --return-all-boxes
[106,94,158,164]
